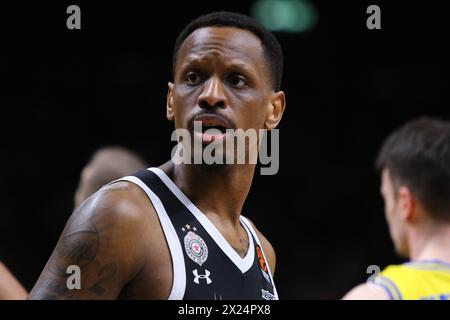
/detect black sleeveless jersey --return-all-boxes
[118,167,278,300]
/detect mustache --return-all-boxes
[187,111,236,131]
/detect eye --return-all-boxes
[185,72,201,85]
[228,74,248,88]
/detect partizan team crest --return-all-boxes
[183,225,209,266]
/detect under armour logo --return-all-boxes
[193,269,212,285]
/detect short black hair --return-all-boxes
[172,11,283,91]
[376,117,450,221]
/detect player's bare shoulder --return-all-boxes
[72,180,155,250]
[28,180,165,299]
[95,180,155,220]
[342,282,390,300]
[93,180,174,299]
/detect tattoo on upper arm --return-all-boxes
[49,228,99,276]
[41,278,76,299]
[88,263,118,296]
[30,210,119,299]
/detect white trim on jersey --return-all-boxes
[149,167,255,274]
[240,216,279,300]
[112,175,186,300]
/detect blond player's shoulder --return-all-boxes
[342,264,408,300]
[342,282,390,300]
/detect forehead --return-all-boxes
[177,26,265,69]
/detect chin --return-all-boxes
[197,161,230,172]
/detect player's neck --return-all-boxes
[409,223,450,264]
[165,161,256,226]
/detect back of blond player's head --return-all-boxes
[376,117,450,222]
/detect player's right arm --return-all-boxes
[0,261,27,300]
[28,182,149,300]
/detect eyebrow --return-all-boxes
[179,56,257,76]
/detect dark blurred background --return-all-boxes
[0,1,449,299]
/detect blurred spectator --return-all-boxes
[74,146,147,208]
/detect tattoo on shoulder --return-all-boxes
[30,207,120,299]
[88,263,118,296]
[49,228,99,276]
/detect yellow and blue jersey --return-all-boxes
[373,260,450,300]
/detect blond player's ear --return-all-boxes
[167,82,175,121]
[265,90,285,130]
[398,186,416,221]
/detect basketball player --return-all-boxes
[74,146,147,208]
[28,12,285,299]
[0,261,27,299]
[343,118,450,300]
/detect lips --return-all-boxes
[194,114,231,131]
[192,114,232,143]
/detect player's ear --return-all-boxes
[264,90,286,130]
[398,186,416,222]
[167,82,175,121]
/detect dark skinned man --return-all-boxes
[29,11,286,300]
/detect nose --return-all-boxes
[198,76,226,109]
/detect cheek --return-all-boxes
[386,198,404,237]
[384,194,396,221]
[232,93,268,128]
[385,197,393,216]
[173,88,197,127]
[173,111,186,129]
